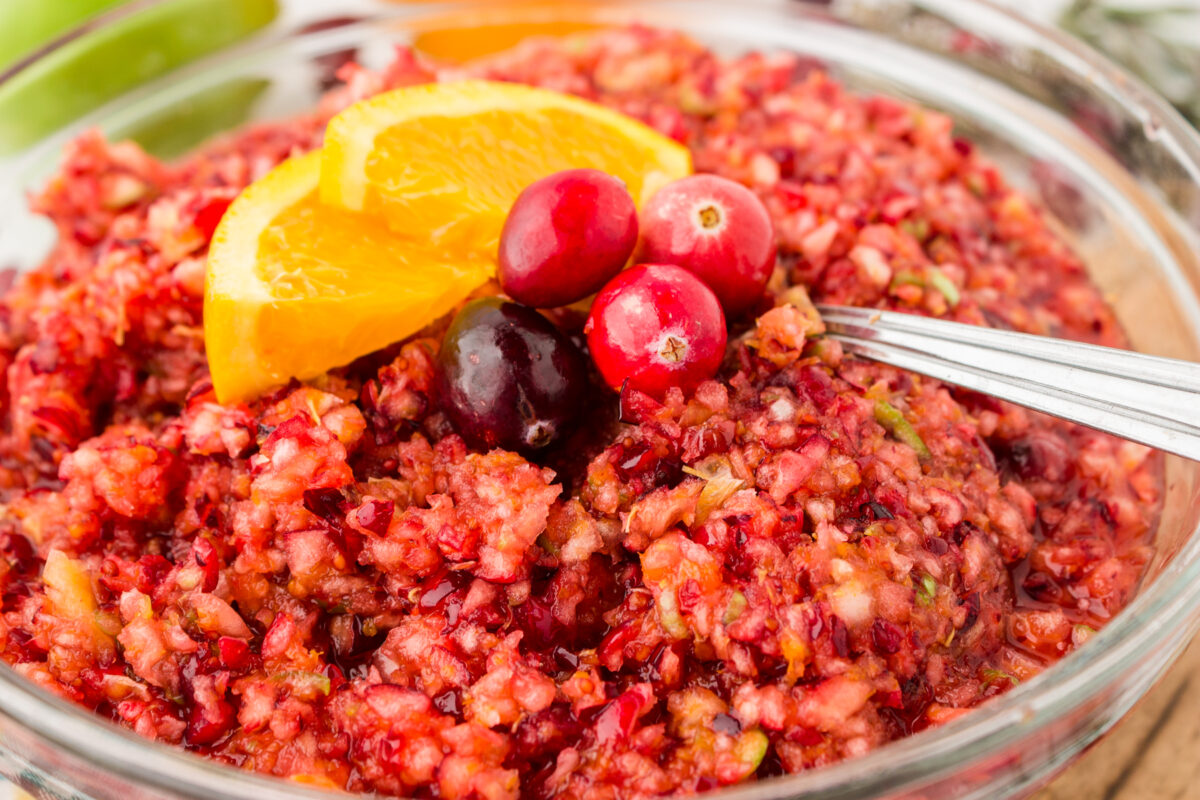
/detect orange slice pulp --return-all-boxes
[411,14,607,64]
[320,80,691,253]
[205,81,691,404]
[204,151,488,403]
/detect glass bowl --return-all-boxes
[2,1,1200,799]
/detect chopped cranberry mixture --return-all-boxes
[0,27,1160,799]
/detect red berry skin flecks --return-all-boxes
[584,263,727,399]
[639,173,776,315]
[498,168,639,308]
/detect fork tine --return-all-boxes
[816,305,1200,462]
[818,304,1200,392]
[830,336,1200,461]
[822,317,1197,424]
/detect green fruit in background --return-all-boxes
[0,0,129,69]
[0,0,278,155]
[120,77,269,159]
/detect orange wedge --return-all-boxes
[204,151,488,403]
[412,14,607,64]
[320,80,691,254]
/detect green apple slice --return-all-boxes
[0,0,278,155]
[0,0,128,70]
[118,77,269,159]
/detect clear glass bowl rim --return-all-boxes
[1,1,1200,799]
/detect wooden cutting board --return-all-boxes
[1036,634,1200,800]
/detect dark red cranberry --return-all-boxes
[498,169,638,308]
[330,615,386,670]
[31,405,85,445]
[433,688,463,717]
[189,194,234,242]
[325,663,348,692]
[436,298,587,452]
[769,146,798,179]
[611,439,683,493]
[216,637,252,669]
[597,622,639,671]
[584,264,726,399]
[135,554,173,596]
[787,727,825,746]
[552,645,580,671]
[677,579,703,613]
[303,487,348,531]
[1022,571,1065,604]
[513,596,557,650]
[617,382,665,424]
[960,592,982,631]
[592,690,644,746]
[186,697,235,746]
[190,537,220,594]
[417,572,466,612]
[830,616,850,658]
[0,531,36,575]
[354,498,394,536]
[756,746,787,779]
[7,629,46,662]
[871,619,904,654]
[514,706,583,761]
[638,174,776,315]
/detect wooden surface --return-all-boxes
[1036,634,1200,800]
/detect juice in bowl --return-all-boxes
[0,3,1199,800]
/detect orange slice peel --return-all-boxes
[205,81,691,404]
[320,80,691,253]
[205,152,488,403]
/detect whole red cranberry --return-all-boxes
[639,174,776,315]
[584,264,726,399]
[498,168,638,308]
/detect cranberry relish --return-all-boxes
[0,26,1160,800]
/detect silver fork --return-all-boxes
[817,304,1200,462]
